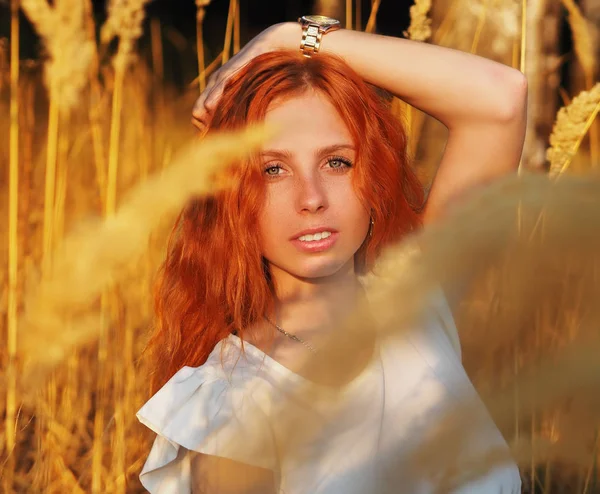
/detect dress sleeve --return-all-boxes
[136,365,277,494]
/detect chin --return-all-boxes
[288,256,354,280]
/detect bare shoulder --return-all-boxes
[190,451,276,494]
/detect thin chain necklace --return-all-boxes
[264,316,318,354]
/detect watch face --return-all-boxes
[304,15,340,26]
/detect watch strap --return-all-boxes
[298,17,340,58]
[300,23,323,58]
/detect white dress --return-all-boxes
[136,285,522,493]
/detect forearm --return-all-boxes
[273,22,525,129]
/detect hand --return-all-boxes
[191,22,289,131]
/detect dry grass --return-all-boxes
[1,0,599,492]
[20,0,95,111]
[558,0,598,168]
[559,0,596,82]
[403,0,433,42]
[195,0,212,92]
[16,123,274,390]
[547,83,600,177]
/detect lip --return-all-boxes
[290,227,338,240]
[290,228,339,254]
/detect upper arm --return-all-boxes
[422,73,528,226]
[190,452,276,494]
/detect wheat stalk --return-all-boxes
[403,0,433,42]
[150,17,163,82]
[222,0,236,65]
[5,0,20,478]
[195,0,211,92]
[96,6,152,484]
[101,0,150,72]
[365,0,381,33]
[470,0,490,54]
[346,0,353,29]
[101,0,152,216]
[234,0,240,54]
[0,38,8,93]
[560,0,596,83]
[559,0,598,171]
[98,4,151,484]
[20,0,95,112]
[547,83,600,177]
[84,0,108,211]
[20,0,96,279]
[560,0,598,169]
[355,0,362,30]
[189,49,226,92]
[401,0,433,160]
[433,0,459,46]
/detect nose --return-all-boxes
[295,171,328,214]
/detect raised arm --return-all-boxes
[273,22,528,225]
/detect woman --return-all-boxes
[136,16,527,493]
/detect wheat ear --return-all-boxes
[547,83,600,177]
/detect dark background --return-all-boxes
[0,0,415,87]
[0,0,574,101]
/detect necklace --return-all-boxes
[264,316,318,354]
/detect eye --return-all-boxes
[326,156,353,171]
[264,165,283,176]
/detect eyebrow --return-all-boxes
[260,144,356,159]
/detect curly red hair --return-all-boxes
[144,50,424,394]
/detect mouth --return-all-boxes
[290,228,339,253]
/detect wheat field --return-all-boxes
[0,0,599,492]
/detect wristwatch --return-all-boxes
[297,15,341,58]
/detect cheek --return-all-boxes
[257,196,288,254]
[258,190,283,234]
[332,183,370,220]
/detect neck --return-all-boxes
[268,260,363,339]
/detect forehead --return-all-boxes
[262,91,354,152]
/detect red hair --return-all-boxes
[144,50,424,394]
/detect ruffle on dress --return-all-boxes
[136,355,277,493]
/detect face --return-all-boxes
[257,90,371,282]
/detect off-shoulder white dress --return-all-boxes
[136,285,521,493]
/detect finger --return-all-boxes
[192,76,218,118]
[191,116,207,132]
[192,111,207,130]
[191,102,213,130]
[204,85,224,112]
[192,93,208,120]
[204,89,219,112]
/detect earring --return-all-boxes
[368,217,374,237]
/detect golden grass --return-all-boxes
[20,0,95,111]
[559,0,598,170]
[6,0,20,478]
[403,0,433,42]
[559,0,596,83]
[101,0,151,71]
[547,83,600,177]
[1,0,600,492]
[16,124,275,390]
[195,0,212,92]
[365,0,382,34]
